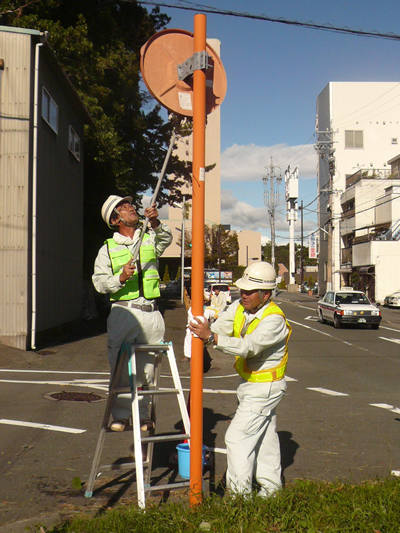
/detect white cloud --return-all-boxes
[221,143,317,183]
[221,194,317,242]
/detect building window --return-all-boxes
[345,130,363,149]
[392,137,398,144]
[42,87,58,133]
[69,126,81,161]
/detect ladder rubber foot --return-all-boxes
[84,491,93,498]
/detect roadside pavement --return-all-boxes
[0,291,236,532]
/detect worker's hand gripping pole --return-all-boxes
[131,130,176,263]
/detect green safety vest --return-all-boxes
[232,301,292,383]
[106,234,160,301]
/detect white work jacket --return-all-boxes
[211,299,289,374]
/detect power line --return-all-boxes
[137,1,400,41]
[331,193,400,220]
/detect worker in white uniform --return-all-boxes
[92,195,172,432]
[188,262,291,497]
[204,285,228,320]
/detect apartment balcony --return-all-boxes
[341,207,355,219]
[346,168,393,188]
[342,247,352,264]
[341,216,355,236]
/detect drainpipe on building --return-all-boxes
[31,33,48,350]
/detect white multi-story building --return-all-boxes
[316,82,400,295]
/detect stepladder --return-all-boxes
[85,342,190,508]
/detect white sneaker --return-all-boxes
[110,419,128,432]
[140,419,155,431]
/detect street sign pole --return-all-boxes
[190,13,207,507]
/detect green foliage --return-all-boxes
[233,265,246,282]
[307,275,315,289]
[71,477,82,490]
[262,243,318,270]
[1,1,192,275]
[278,277,287,290]
[175,266,181,281]
[163,265,170,284]
[204,225,239,271]
[181,226,239,271]
[38,477,400,533]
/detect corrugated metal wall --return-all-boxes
[35,52,84,333]
[0,32,31,350]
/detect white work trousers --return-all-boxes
[107,304,165,420]
[225,379,286,497]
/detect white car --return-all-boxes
[317,289,382,329]
[384,290,400,308]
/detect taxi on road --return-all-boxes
[317,289,382,329]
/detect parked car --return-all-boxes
[384,290,400,308]
[165,280,180,291]
[317,289,382,329]
[204,283,232,304]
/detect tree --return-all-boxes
[204,225,239,271]
[163,264,170,284]
[1,0,192,274]
[262,242,318,272]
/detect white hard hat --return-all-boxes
[235,261,276,290]
[101,195,133,228]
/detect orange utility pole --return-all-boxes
[190,13,207,506]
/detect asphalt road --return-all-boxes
[0,290,399,531]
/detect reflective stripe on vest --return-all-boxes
[106,234,160,301]
[233,301,292,383]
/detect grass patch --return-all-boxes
[31,477,399,533]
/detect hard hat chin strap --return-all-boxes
[113,208,136,228]
[256,289,272,311]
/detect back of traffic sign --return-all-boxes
[140,28,227,117]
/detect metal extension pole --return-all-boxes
[131,130,176,263]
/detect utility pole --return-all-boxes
[263,157,282,270]
[300,200,304,286]
[284,165,299,285]
[315,130,336,291]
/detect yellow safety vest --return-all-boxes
[106,234,160,301]
[232,301,292,383]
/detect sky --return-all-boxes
[140,0,400,245]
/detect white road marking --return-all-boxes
[307,387,348,396]
[370,403,400,413]
[370,403,394,409]
[379,337,400,344]
[0,369,109,375]
[305,316,319,321]
[380,325,400,333]
[166,373,239,380]
[182,388,235,394]
[0,419,86,433]
[0,379,108,391]
[288,319,333,338]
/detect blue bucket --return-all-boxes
[176,443,207,479]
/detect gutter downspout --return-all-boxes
[31,33,47,350]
